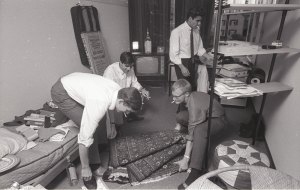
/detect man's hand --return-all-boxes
[174,123,182,131]
[82,165,92,181]
[141,89,150,100]
[200,52,213,66]
[179,64,190,77]
[174,158,189,172]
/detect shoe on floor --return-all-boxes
[83,176,97,190]
[116,124,123,137]
[126,112,144,123]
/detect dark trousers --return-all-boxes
[174,58,198,91]
[176,110,228,170]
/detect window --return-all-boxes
[221,30,225,36]
[229,30,237,35]
[222,20,226,26]
[230,20,238,25]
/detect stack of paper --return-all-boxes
[214,78,263,99]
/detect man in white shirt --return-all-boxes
[50,72,142,184]
[103,52,150,135]
[169,6,213,91]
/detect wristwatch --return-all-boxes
[110,122,116,125]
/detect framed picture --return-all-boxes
[157,46,165,53]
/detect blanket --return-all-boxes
[107,129,186,185]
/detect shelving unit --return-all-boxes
[205,0,300,169]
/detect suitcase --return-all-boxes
[71,5,110,75]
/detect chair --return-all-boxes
[187,165,300,190]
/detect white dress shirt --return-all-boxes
[169,21,206,65]
[103,62,142,89]
[103,62,143,125]
[61,72,120,148]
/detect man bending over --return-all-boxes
[50,72,142,185]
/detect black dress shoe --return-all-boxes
[127,116,144,123]
[83,176,97,189]
[102,169,129,184]
[126,112,144,123]
[116,125,123,137]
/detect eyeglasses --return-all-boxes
[172,91,187,99]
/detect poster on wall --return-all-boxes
[81,31,110,76]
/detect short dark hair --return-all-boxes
[120,51,134,66]
[172,79,192,93]
[186,6,205,20]
[117,87,142,111]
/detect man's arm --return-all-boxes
[107,109,116,139]
[170,30,190,77]
[79,144,92,181]
[130,69,142,90]
[196,34,213,66]
[103,67,114,80]
[200,52,213,66]
[174,140,193,172]
[130,70,150,99]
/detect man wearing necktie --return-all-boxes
[170,6,213,92]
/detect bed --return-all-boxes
[0,122,79,189]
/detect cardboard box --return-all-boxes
[219,97,247,107]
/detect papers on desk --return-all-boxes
[215,78,263,99]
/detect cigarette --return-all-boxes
[197,26,200,29]
[171,101,175,103]
[124,112,127,117]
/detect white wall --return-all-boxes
[0,0,130,126]
[252,0,300,180]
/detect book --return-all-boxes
[24,116,44,122]
[215,78,247,88]
[81,31,110,76]
[39,110,55,117]
[26,120,44,126]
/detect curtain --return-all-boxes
[128,0,171,53]
[175,0,215,49]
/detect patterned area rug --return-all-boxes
[107,129,186,185]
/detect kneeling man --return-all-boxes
[172,79,228,189]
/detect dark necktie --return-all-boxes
[190,29,194,63]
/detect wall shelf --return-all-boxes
[250,82,293,94]
[214,40,300,56]
[219,47,300,56]
[206,1,300,159]
[223,4,300,11]
[216,82,293,99]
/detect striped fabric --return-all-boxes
[213,140,270,189]
[81,7,97,32]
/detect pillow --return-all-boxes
[0,128,28,158]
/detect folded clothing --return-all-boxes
[37,128,66,142]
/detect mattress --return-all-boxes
[0,126,79,189]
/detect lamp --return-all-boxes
[132,41,139,52]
